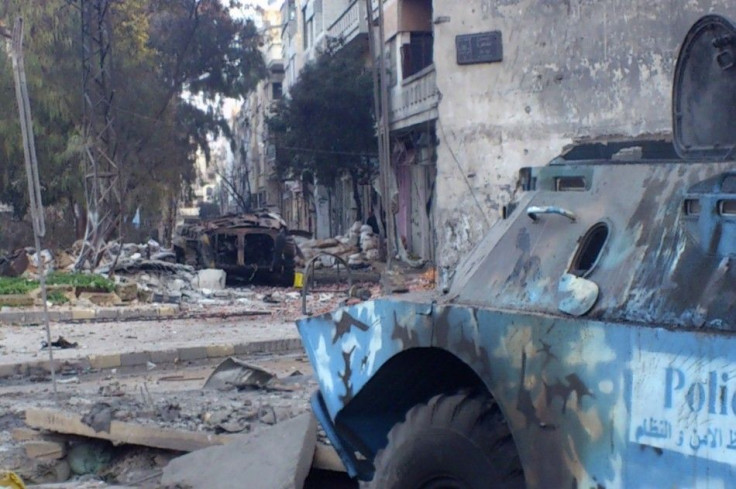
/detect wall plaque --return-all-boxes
[455,31,503,65]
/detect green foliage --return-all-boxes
[46,290,69,305]
[0,0,265,235]
[268,41,377,187]
[0,277,38,295]
[0,272,113,296]
[46,272,114,292]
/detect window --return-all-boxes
[314,0,323,34]
[272,82,282,100]
[288,0,296,21]
[569,223,609,277]
[400,32,433,79]
[555,176,587,191]
[683,198,701,216]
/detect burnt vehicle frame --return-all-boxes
[296,14,736,489]
[174,212,297,286]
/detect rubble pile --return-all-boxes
[297,222,381,270]
[0,240,215,308]
[0,355,317,487]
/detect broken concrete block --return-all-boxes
[114,282,138,302]
[24,440,66,460]
[161,412,317,489]
[11,427,43,442]
[193,269,226,290]
[77,292,121,307]
[67,441,113,475]
[0,294,34,307]
[137,288,153,303]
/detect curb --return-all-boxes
[0,305,180,325]
[0,337,304,380]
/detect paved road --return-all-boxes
[0,313,299,365]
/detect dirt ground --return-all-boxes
[0,353,356,487]
[0,271,434,487]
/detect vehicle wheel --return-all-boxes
[369,393,524,489]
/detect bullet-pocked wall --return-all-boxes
[432,0,736,268]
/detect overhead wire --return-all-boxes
[436,115,491,228]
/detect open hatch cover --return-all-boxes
[673,14,736,161]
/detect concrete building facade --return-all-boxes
[234,0,439,257]
[431,0,736,267]
[231,4,285,216]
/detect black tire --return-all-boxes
[369,393,525,489]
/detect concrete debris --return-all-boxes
[67,442,113,475]
[11,428,43,442]
[0,249,29,277]
[203,357,276,391]
[23,440,67,460]
[193,269,226,290]
[297,221,381,271]
[81,403,115,433]
[40,336,78,350]
[25,408,229,452]
[161,412,317,489]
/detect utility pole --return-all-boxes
[364,0,395,266]
[9,17,58,400]
[75,0,123,270]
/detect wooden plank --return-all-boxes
[24,440,66,460]
[27,407,346,473]
[25,408,227,452]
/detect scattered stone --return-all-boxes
[258,405,277,426]
[24,440,67,460]
[0,248,29,277]
[67,441,113,475]
[57,377,80,385]
[161,412,317,489]
[41,336,79,350]
[156,403,181,423]
[77,292,121,307]
[11,427,43,442]
[136,288,153,303]
[81,403,115,433]
[193,269,226,290]
[313,238,339,249]
[114,282,138,302]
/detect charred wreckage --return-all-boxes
[173,212,299,286]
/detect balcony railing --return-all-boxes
[327,1,367,45]
[389,66,440,130]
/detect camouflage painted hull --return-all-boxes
[299,298,736,488]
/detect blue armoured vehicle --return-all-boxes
[297,14,736,488]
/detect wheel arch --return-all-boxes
[333,346,506,469]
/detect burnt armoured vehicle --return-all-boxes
[296,15,736,489]
[173,212,298,286]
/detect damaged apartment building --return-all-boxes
[232,0,735,271]
[231,0,439,264]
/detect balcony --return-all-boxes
[327,1,368,47]
[389,65,439,130]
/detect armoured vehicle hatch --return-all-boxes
[296,14,736,489]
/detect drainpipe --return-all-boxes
[365,0,395,266]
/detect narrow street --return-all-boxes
[0,292,362,488]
